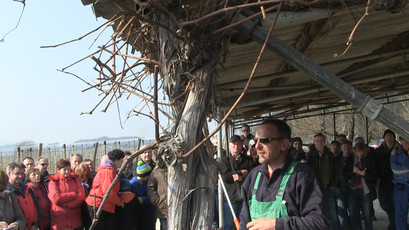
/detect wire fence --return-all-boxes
[0,139,154,173]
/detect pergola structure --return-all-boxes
[82,0,409,135]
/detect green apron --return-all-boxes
[249,161,298,220]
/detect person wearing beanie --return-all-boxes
[375,129,399,230]
[290,137,306,162]
[129,161,155,230]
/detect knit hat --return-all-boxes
[136,160,152,177]
[383,129,396,139]
[119,179,135,203]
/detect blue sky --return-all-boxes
[0,0,158,145]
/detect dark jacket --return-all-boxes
[375,141,399,188]
[0,190,26,230]
[6,183,41,229]
[221,153,254,203]
[147,167,167,219]
[239,155,331,229]
[306,146,337,188]
[353,154,377,198]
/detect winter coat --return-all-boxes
[391,144,409,185]
[375,141,399,188]
[147,167,167,219]
[27,183,51,230]
[306,146,337,189]
[0,190,26,230]
[6,183,40,229]
[221,153,254,203]
[48,172,85,230]
[85,166,122,213]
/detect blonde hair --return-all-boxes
[74,162,91,181]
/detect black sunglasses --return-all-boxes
[254,137,285,144]
[40,163,48,166]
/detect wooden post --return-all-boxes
[62,144,66,159]
[38,143,43,158]
[136,138,141,151]
[93,142,99,166]
[133,140,136,151]
[104,141,107,155]
[17,147,21,162]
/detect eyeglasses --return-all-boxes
[39,163,48,166]
[242,129,249,132]
[254,137,285,144]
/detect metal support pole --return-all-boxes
[365,116,369,143]
[243,17,409,140]
[333,112,336,140]
[217,108,224,229]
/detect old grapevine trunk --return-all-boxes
[156,4,224,229]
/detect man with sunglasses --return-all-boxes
[242,125,255,154]
[239,119,330,230]
[35,156,50,193]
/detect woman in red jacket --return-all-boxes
[86,149,125,230]
[26,167,51,230]
[48,159,85,230]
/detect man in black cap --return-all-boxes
[375,129,399,230]
[221,135,254,230]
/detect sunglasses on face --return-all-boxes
[40,163,48,166]
[254,137,285,144]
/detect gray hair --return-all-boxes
[7,162,25,174]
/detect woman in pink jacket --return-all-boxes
[48,159,85,230]
[86,149,125,230]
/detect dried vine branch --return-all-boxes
[181,3,284,158]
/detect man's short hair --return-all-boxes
[314,133,325,139]
[22,156,34,162]
[261,119,291,139]
[6,162,25,174]
[242,124,250,129]
[37,156,48,162]
[341,140,352,146]
[70,153,83,161]
[337,134,347,139]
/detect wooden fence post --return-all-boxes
[17,147,21,162]
[93,142,99,167]
[136,138,141,151]
[62,144,66,159]
[38,143,43,158]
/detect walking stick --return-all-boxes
[218,173,240,230]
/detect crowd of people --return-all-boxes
[218,121,409,230]
[2,119,409,230]
[0,148,167,230]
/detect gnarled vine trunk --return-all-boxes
[156,2,224,229]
